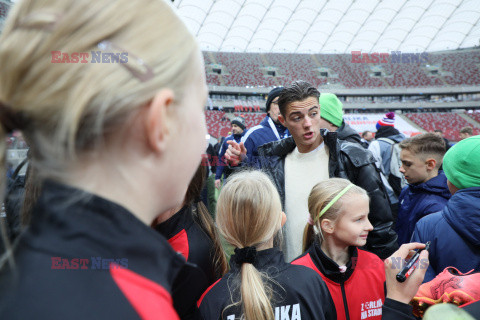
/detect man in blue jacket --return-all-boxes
[396,133,450,245]
[215,117,246,189]
[241,87,289,166]
[412,135,480,282]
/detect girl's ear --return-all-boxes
[281,211,287,227]
[320,218,335,235]
[144,89,175,153]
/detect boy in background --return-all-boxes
[396,133,451,245]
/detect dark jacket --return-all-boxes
[257,129,398,259]
[336,121,363,147]
[155,204,219,320]
[396,172,451,246]
[241,115,289,166]
[292,243,385,320]
[411,187,480,282]
[197,248,336,320]
[215,132,245,180]
[0,181,184,319]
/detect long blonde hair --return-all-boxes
[216,170,283,320]
[302,178,368,252]
[0,0,199,265]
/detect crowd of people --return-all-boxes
[0,1,479,320]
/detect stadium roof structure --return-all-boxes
[173,0,480,54]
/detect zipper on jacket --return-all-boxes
[340,276,351,320]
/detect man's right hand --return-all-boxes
[224,141,247,166]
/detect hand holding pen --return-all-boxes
[385,242,430,304]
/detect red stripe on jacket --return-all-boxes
[110,265,179,320]
[168,229,189,260]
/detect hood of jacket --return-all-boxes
[409,171,451,200]
[337,122,362,144]
[444,187,480,246]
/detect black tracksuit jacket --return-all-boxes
[257,129,398,259]
[0,181,184,319]
[155,204,219,319]
[196,248,337,320]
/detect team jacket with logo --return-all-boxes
[197,248,336,320]
[155,203,219,319]
[292,243,385,320]
[0,181,183,319]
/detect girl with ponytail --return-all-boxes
[292,178,386,320]
[153,165,227,319]
[197,170,335,320]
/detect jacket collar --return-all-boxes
[229,248,288,273]
[309,241,357,283]
[259,128,338,158]
[154,205,195,240]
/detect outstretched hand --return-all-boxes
[384,242,429,304]
[224,141,247,166]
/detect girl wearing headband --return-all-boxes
[0,0,207,318]
[293,178,385,320]
[197,170,336,320]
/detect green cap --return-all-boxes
[443,135,480,189]
[319,93,344,127]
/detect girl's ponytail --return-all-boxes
[302,223,315,253]
[241,262,274,320]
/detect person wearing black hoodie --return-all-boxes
[318,93,365,147]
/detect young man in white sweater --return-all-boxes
[225,81,397,261]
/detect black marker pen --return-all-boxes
[396,241,430,283]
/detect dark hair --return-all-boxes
[399,133,446,168]
[460,126,473,135]
[186,165,228,278]
[362,131,372,138]
[277,81,320,117]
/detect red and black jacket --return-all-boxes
[0,181,183,319]
[292,242,385,320]
[155,204,219,319]
[197,248,336,320]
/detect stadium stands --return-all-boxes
[466,111,480,124]
[404,112,480,141]
[204,50,480,89]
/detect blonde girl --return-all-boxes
[293,178,385,320]
[0,0,207,318]
[197,170,336,320]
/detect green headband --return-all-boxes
[316,184,354,222]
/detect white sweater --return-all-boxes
[284,143,329,261]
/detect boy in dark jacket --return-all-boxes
[412,135,480,282]
[396,133,450,245]
[241,87,289,166]
[318,92,365,147]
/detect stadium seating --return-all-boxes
[465,111,480,124]
[204,50,480,88]
[404,112,480,141]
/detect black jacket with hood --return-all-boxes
[257,129,398,259]
[336,121,364,147]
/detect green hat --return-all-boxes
[443,135,480,189]
[319,93,344,127]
